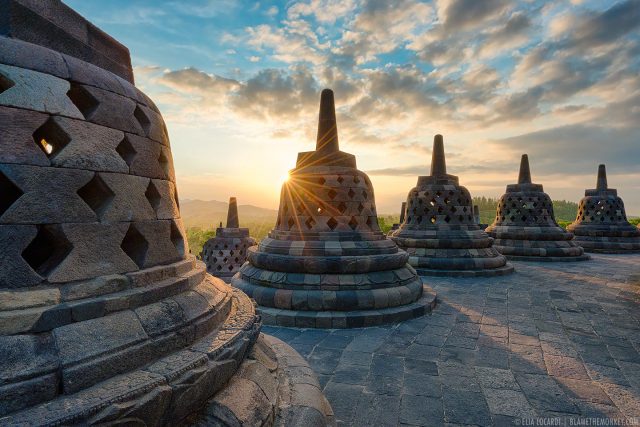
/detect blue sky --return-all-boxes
[65,0,640,214]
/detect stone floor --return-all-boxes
[263,254,640,426]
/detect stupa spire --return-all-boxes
[226,197,239,228]
[596,164,608,191]
[518,154,532,184]
[316,88,339,154]
[430,134,446,176]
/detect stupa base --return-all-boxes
[255,284,437,328]
[572,237,640,254]
[504,254,591,262]
[415,264,515,277]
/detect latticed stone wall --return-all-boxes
[576,196,627,224]
[404,186,474,227]
[494,192,558,227]
[201,235,256,277]
[0,58,186,288]
[275,169,380,234]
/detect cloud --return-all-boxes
[478,12,532,57]
[489,124,640,175]
[437,0,510,32]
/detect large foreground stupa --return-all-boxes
[0,1,333,425]
[389,135,513,276]
[200,197,257,281]
[567,165,640,253]
[231,89,436,328]
[486,155,588,262]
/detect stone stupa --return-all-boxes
[567,165,640,253]
[200,197,256,281]
[388,135,513,277]
[231,89,436,328]
[0,2,333,425]
[486,154,589,261]
[389,202,407,232]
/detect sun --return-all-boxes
[280,173,290,183]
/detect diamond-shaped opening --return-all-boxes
[337,201,347,214]
[328,189,338,200]
[444,215,451,223]
[357,202,365,213]
[33,118,70,158]
[145,181,162,212]
[0,171,23,218]
[337,176,344,184]
[348,189,356,199]
[116,135,136,167]
[366,216,373,228]
[287,217,295,229]
[429,198,436,206]
[66,83,99,119]
[0,73,15,94]
[327,217,338,230]
[430,216,436,224]
[216,265,222,271]
[134,104,151,134]
[228,265,234,271]
[171,221,185,257]
[77,174,115,219]
[348,216,358,230]
[120,224,148,268]
[318,177,326,185]
[353,176,360,184]
[158,150,170,176]
[362,190,368,200]
[305,217,316,229]
[21,225,72,277]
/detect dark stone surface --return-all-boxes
[264,253,640,425]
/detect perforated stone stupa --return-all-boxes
[200,197,256,281]
[486,154,589,262]
[389,135,513,277]
[0,2,333,425]
[567,165,640,253]
[389,202,407,232]
[231,89,436,328]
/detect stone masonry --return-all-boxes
[567,165,640,253]
[201,197,257,281]
[231,89,436,328]
[486,155,589,262]
[389,135,513,277]
[0,1,333,425]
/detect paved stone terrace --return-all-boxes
[263,254,640,426]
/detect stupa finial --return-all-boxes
[430,134,446,176]
[316,89,339,154]
[596,164,608,191]
[226,197,239,228]
[518,154,532,184]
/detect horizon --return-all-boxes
[64,0,640,215]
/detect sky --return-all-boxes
[65,0,640,215]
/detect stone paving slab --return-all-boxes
[264,254,640,426]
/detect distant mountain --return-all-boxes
[179,199,278,229]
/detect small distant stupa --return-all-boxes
[231,89,436,328]
[389,201,407,232]
[486,154,589,261]
[389,135,513,276]
[567,165,640,253]
[200,197,256,280]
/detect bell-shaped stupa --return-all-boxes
[0,2,333,425]
[201,197,257,280]
[389,201,407,232]
[567,165,640,253]
[231,89,436,328]
[486,155,589,261]
[389,135,513,276]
